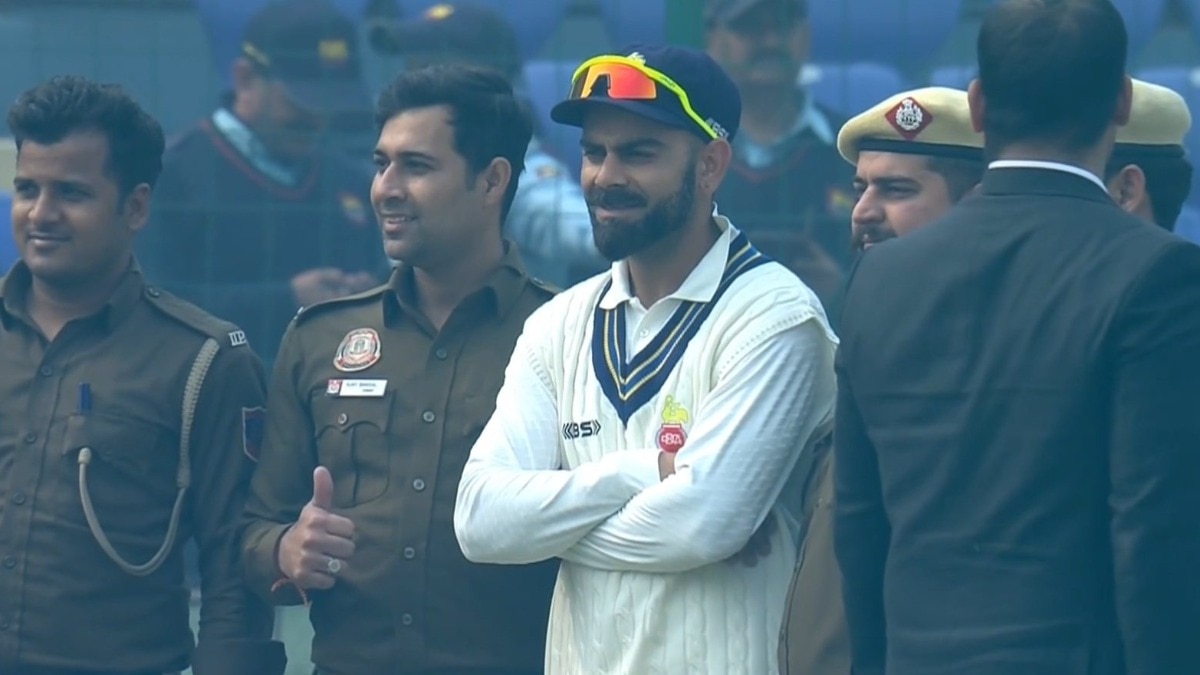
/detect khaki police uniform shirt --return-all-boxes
[778,439,852,675]
[0,261,278,675]
[243,244,559,675]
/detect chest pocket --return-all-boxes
[311,393,394,508]
[62,411,178,506]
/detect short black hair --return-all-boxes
[1104,155,1194,230]
[926,155,986,203]
[374,64,533,222]
[977,0,1128,156]
[6,75,165,196]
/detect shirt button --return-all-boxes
[421,410,436,423]
[11,493,25,506]
[400,613,413,626]
[147,287,161,298]
[336,412,349,425]
[412,478,426,492]
[3,556,15,569]
[403,546,416,560]
[639,329,649,337]
[434,348,448,360]
[38,365,53,377]
[23,432,36,444]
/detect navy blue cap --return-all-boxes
[241,0,369,114]
[369,4,521,78]
[550,44,742,142]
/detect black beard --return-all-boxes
[588,161,697,262]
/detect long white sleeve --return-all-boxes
[453,322,662,565]
[559,318,836,573]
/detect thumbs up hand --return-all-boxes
[277,466,357,590]
[311,465,335,510]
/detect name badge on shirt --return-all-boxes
[326,379,387,397]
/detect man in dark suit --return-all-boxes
[832,2,1200,675]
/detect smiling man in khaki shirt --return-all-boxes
[0,76,281,675]
[242,65,558,675]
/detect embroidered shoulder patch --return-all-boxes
[242,407,266,462]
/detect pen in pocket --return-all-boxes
[78,382,91,415]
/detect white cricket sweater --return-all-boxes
[455,218,839,674]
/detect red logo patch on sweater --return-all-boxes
[656,396,690,453]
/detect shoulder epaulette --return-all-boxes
[291,284,389,327]
[143,285,249,348]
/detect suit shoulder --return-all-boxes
[291,283,389,328]
[142,285,250,349]
[1001,196,1187,271]
[1123,231,1200,289]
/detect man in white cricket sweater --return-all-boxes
[453,44,839,674]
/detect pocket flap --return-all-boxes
[62,411,174,479]
[310,393,393,436]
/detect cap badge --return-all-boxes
[886,97,933,140]
[318,39,349,67]
[425,4,455,20]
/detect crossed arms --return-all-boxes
[454,313,837,574]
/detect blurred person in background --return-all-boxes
[0,75,282,675]
[779,85,983,675]
[138,0,386,369]
[0,143,13,271]
[704,0,854,313]
[370,3,608,288]
[0,195,13,271]
[1105,78,1196,233]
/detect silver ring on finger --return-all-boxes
[325,556,342,575]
